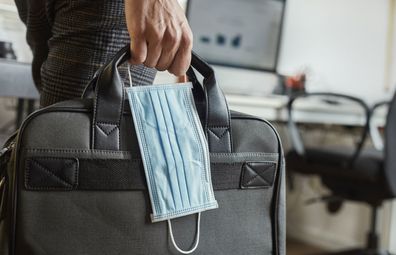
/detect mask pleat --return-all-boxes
[149,90,183,211]
[171,89,205,207]
[135,92,171,214]
[162,89,192,208]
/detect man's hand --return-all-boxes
[125,0,193,76]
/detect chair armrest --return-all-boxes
[287,92,370,165]
[369,101,390,151]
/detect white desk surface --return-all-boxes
[0,59,38,99]
[226,94,377,126]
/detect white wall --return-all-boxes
[213,0,396,105]
[278,0,394,104]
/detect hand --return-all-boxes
[125,0,193,76]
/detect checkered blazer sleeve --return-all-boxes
[15,0,157,107]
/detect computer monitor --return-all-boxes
[186,0,286,72]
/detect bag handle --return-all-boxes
[91,44,232,153]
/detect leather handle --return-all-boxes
[92,44,232,152]
[189,52,232,153]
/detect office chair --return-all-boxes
[286,92,395,255]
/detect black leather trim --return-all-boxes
[23,156,277,191]
[92,45,128,150]
[25,157,79,191]
[240,162,277,189]
[191,53,233,153]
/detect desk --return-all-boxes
[0,59,38,127]
[226,94,375,126]
[0,59,38,99]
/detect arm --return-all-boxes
[125,0,193,76]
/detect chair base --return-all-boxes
[313,248,393,255]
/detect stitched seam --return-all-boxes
[152,201,218,221]
[211,162,241,166]
[35,158,77,183]
[26,148,137,155]
[242,162,275,187]
[25,158,79,191]
[244,164,272,186]
[126,84,191,92]
[244,174,265,186]
[31,160,74,187]
[26,159,77,189]
[207,128,229,139]
[80,158,141,162]
[211,152,279,157]
[96,123,119,136]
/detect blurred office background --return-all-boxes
[1,0,396,254]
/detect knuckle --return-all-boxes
[169,35,179,45]
[181,34,193,49]
[156,60,171,71]
[132,54,146,64]
[167,29,181,42]
[149,29,164,42]
[144,61,155,68]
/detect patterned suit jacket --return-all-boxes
[15,0,156,107]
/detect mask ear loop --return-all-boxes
[127,63,133,87]
[167,213,201,254]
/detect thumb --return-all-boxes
[129,37,147,65]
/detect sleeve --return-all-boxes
[14,0,52,92]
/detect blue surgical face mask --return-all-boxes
[126,82,218,254]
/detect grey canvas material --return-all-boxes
[0,46,285,255]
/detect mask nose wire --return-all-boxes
[167,213,201,254]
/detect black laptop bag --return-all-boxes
[0,45,285,255]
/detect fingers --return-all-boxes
[168,29,193,76]
[125,0,193,75]
[143,28,164,67]
[131,26,192,76]
[130,36,147,65]
[156,27,181,71]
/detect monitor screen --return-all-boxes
[187,0,285,72]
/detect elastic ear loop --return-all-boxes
[167,213,201,254]
[127,63,133,87]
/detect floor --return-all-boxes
[287,239,325,255]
